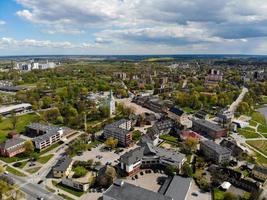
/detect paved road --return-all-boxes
[228,87,248,113]
[8,173,64,200]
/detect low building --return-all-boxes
[53,156,73,178]
[194,110,209,120]
[0,103,32,117]
[103,119,132,147]
[200,140,231,164]
[62,172,92,191]
[0,138,26,157]
[167,107,192,128]
[220,138,245,158]
[103,180,172,200]
[252,166,267,182]
[26,123,64,150]
[192,119,227,139]
[120,142,186,175]
[113,72,127,80]
[159,176,192,200]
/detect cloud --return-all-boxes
[0,20,6,25]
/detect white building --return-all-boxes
[109,90,116,117]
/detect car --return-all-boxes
[37,180,44,184]
[37,197,44,200]
[191,192,198,196]
[4,171,9,175]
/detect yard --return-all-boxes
[0,113,39,142]
[159,134,178,143]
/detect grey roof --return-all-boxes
[142,142,185,165]
[27,123,61,133]
[155,120,174,131]
[120,147,144,165]
[160,176,192,200]
[53,156,72,172]
[169,107,185,116]
[193,119,224,132]
[0,138,25,153]
[201,140,231,155]
[104,180,172,200]
[104,119,131,136]
[253,165,267,175]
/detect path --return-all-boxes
[228,87,248,113]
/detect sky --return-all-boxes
[1,0,267,55]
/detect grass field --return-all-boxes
[37,154,53,164]
[238,129,261,139]
[258,125,267,133]
[246,140,267,156]
[6,166,26,177]
[26,167,41,174]
[0,113,39,142]
[52,181,83,197]
[251,112,266,125]
[213,188,225,200]
[249,120,257,127]
[0,154,29,163]
[159,134,178,143]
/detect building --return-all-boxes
[113,72,127,80]
[16,60,57,72]
[159,176,192,200]
[178,130,201,141]
[26,123,64,150]
[0,137,26,157]
[252,166,267,182]
[120,147,144,175]
[200,140,231,164]
[108,90,116,117]
[103,180,172,200]
[0,103,32,117]
[192,119,227,139]
[120,142,186,175]
[194,110,209,120]
[220,138,245,158]
[103,119,132,147]
[167,107,192,128]
[53,156,73,178]
[62,174,91,192]
[205,69,223,85]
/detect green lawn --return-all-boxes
[39,141,64,155]
[258,125,267,133]
[0,113,39,142]
[0,154,29,163]
[37,154,54,164]
[249,120,258,127]
[13,161,28,169]
[26,167,41,174]
[238,129,260,139]
[213,188,225,200]
[261,96,267,104]
[52,181,83,197]
[6,166,26,177]
[251,112,266,125]
[159,134,178,143]
[246,140,267,156]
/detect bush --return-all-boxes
[73,166,87,178]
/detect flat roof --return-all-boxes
[201,140,231,155]
[0,103,31,114]
[193,118,224,132]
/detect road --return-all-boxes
[228,87,248,113]
[8,173,64,200]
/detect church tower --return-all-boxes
[109,90,116,117]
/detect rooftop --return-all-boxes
[104,180,172,200]
[169,107,185,116]
[120,147,144,165]
[193,118,224,132]
[201,140,231,155]
[0,137,25,152]
[104,119,131,136]
[0,103,32,114]
[53,156,72,172]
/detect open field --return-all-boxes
[251,112,266,125]
[238,129,261,139]
[0,113,39,142]
[246,140,267,156]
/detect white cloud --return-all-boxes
[0,20,6,25]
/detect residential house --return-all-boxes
[0,138,26,157]
[103,119,132,147]
[200,140,231,164]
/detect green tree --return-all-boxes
[165,165,177,176]
[10,112,18,130]
[105,137,118,149]
[182,162,193,177]
[24,140,35,154]
[73,166,88,178]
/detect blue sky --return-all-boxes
[1,0,267,55]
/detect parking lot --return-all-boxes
[73,144,138,165]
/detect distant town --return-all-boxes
[0,56,266,200]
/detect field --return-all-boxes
[246,140,267,156]
[251,112,266,125]
[37,154,54,164]
[6,166,26,177]
[0,113,39,142]
[238,129,260,139]
[159,134,178,143]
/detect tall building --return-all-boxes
[109,90,116,117]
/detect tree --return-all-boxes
[24,140,34,155]
[224,192,239,200]
[182,137,198,154]
[97,166,117,187]
[10,112,18,130]
[73,166,88,178]
[0,165,4,174]
[41,96,53,109]
[164,165,177,176]
[105,137,118,149]
[182,162,193,177]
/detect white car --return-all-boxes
[4,171,9,175]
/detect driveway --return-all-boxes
[186,180,211,200]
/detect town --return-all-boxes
[0,56,266,200]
